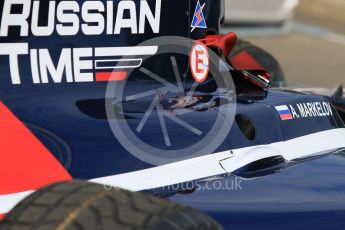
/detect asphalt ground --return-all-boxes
[222,1,345,88]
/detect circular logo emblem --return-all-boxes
[105,36,236,166]
[190,43,209,83]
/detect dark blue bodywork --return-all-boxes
[171,153,345,230]
[1,0,345,229]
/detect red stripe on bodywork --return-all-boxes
[0,213,5,219]
[0,102,71,195]
[95,72,127,82]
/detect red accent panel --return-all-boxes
[199,32,237,57]
[95,72,127,82]
[230,51,265,71]
[0,102,71,195]
[0,213,5,219]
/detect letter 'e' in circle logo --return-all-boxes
[189,43,209,83]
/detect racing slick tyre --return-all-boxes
[0,180,221,230]
[230,38,286,87]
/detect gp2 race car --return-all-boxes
[0,0,345,229]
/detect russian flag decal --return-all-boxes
[275,105,293,120]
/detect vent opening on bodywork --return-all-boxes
[233,156,286,179]
[235,115,256,140]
